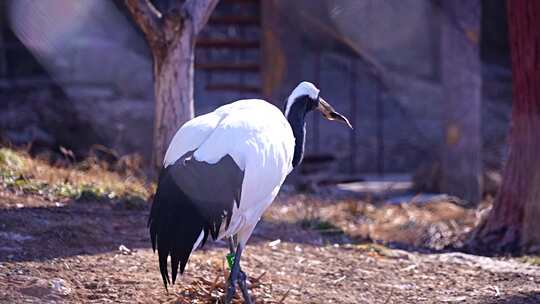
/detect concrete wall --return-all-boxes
[0,0,511,175]
[265,0,511,175]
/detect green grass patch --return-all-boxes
[0,147,151,207]
[300,218,344,236]
[521,256,540,266]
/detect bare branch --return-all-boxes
[183,0,220,34]
[124,0,164,45]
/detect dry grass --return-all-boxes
[265,193,487,250]
[1,151,539,303]
[521,256,540,267]
[0,146,485,250]
[0,147,151,205]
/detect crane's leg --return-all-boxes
[237,268,251,303]
[225,237,252,304]
[228,236,236,253]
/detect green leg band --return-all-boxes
[226,253,235,269]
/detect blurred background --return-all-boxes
[0,0,509,204]
[4,2,540,302]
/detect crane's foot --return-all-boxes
[225,275,236,303]
[238,270,253,304]
[224,243,252,304]
[225,269,252,304]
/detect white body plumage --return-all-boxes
[149,82,350,290]
[163,99,295,248]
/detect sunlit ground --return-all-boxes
[0,149,539,303]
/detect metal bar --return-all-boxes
[196,39,259,49]
[222,0,259,3]
[195,62,260,72]
[204,49,213,89]
[199,28,213,91]
[208,16,260,26]
[205,83,260,93]
[238,15,247,99]
[0,5,6,78]
[375,82,384,176]
[312,50,321,152]
[349,57,357,174]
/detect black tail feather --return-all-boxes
[171,250,180,285]
[158,239,171,290]
[149,167,216,289]
[149,153,244,289]
[149,223,157,252]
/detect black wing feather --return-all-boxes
[148,151,244,288]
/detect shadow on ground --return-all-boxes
[0,201,150,262]
[479,292,540,304]
[0,198,370,263]
[1,195,539,304]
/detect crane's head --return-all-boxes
[284,81,352,129]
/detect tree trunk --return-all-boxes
[152,30,195,169]
[440,0,482,204]
[124,0,219,170]
[469,0,540,254]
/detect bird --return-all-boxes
[148,81,352,303]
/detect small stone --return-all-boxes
[268,239,281,247]
[118,244,132,255]
[50,278,71,296]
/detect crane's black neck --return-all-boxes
[285,95,318,168]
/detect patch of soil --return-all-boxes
[0,191,539,303]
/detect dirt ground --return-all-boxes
[0,188,539,304]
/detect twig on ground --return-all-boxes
[208,273,221,297]
[222,257,228,283]
[277,288,292,304]
[332,275,347,284]
[383,288,394,304]
[250,271,267,289]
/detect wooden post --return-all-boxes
[440,0,482,204]
[260,0,303,105]
[349,57,357,174]
[375,82,384,176]
[0,3,6,78]
[312,50,321,152]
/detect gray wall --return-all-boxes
[1,0,511,174]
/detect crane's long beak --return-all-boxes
[317,97,353,129]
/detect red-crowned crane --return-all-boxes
[149,81,351,303]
